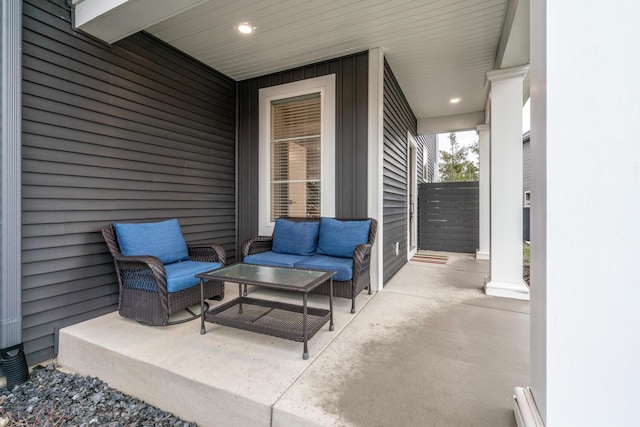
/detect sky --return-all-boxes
[436,98,531,164]
[436,130,479,164]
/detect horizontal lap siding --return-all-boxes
[418,182,479,253]
[236,52,369,255]
[21,0,236,365]
[417,134,437,183]
[383,60,418,283]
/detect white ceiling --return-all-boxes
[75,0,530,124]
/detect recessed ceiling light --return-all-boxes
[236,22,255,34]
[450,97,461,104]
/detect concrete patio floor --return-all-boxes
[57,252,529,427]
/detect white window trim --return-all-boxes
[258,75,336,236]
[524,190,531,207]
[407,132,418,259]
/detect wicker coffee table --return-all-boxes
[196,264,335,359]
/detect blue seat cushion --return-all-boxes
[164,260,222,293]
[316,217,371,258]
[243,251,307,268]
[294,254,353,281]
[272,218,320,256]
[115,219,189,265]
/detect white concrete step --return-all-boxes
[58,284,367,427]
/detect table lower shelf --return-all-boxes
[205,297,331,342]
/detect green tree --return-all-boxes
[438,133,478,182]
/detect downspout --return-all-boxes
[0,0,27,389]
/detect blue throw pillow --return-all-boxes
[271,218,320,256]
[114,219,189,265]
[316,217,371,258]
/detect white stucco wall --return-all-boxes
[531,1,640,425]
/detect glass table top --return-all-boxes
[196,263,334,291]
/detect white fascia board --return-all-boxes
[73,0,210,44]
[73,0,129,28]
[495,0,530,69]
[417,111,485,135]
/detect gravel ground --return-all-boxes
[0,364,196,426]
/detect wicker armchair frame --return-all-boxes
[102,224,225,326]
[241,217,377,313]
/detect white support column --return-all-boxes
[485,65,529,300]
[476,124,490,260]
[524,2,640,425]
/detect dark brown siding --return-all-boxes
[21,0,236,365]
[236,52,369,254]
[382,59,418,283]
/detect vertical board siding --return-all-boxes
[382,59,418,283]
[21,0,236,365]
[236,52,369,254]
[418,181,479,253]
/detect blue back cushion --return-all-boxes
[271,218,320,256]
[114,219,189,265]
[316,217,371,258]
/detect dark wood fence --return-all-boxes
[418,182,479,253]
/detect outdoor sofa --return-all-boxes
[242,216,377,313]
[102,219,225,326]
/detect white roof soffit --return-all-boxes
[70,0,530,133]
[70,0,209,44]
[420,0,530,134]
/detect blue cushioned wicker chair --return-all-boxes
[102,219,225,326]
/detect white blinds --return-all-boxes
[270,93,321,221]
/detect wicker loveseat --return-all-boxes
[242,217,377,313]
[102,219,225,326]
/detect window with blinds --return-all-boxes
[270,93,321,220]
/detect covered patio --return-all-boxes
[3,1,640,426]
[57,253,528,427]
